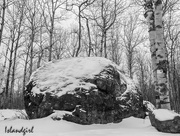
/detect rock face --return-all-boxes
[149,109,180,133]
[24,57,145,124]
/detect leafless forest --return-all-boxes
[0,0,180,112]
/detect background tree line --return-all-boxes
[0,0,179,113]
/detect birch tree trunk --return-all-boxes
[144,0,158,107]
[144,0,171,109]
[154,0,171,110]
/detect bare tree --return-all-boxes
[164,3,180,112]
[0,0,6,47]
[22,41,30,93]
[36,15,45,69]
[135,48,155,103]
[84,16,92,57]
[0,39,10,94]
[120,13,146,79]
[38,0,66,61]
[109,24,122,65]
[53,28,67,59]
[24,0,39,76]
[10,0,26,105]
[89,0,126,58]
[66,0,95,57]
[65,26,79,57]
[5,3,18,97]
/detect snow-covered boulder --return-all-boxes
[24,57,145,124]
[149,109,180,133]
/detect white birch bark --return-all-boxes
[144,0,159,107]
[153,0,171,110]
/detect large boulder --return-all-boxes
[24,57,145,124]
[149,109,180,133]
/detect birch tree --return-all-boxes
[120,13,145,79]
[144,0,171,109]
[154,0,170,110]
[144,0,158,107]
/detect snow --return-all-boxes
[0,110,179,136]
[143,101,156,112]
[118,71,137,93]
[0,109,28,120]
[153,109,180,121]
[29,57,123,97]
[0,109,178,136]
[47,110,72,120]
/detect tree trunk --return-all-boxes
[37,45,43,69]
[100,31,104,57]
[29,32,35,76]
[144,0,159,108]
[104,31,107,58]
[22,45,30,93]
[11,1,25,107]
[5,34,15,97]
[0,38,10,94]
[0,0,6,47]
[37,15,43,69]
[85,18,92,57]
[76,6,81,57]
[127,49,133,79]
[29,10,36,76]
[49,29,53,61]
[48,10,55,62]
[154,0,171,110]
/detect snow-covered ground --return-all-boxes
[0,110,179,136]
